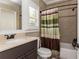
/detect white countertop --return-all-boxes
[0,36,39,52]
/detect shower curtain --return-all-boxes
[40,8,60,51]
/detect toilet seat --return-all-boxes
[38,47,52,58]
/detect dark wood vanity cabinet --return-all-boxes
[0,40,37,59]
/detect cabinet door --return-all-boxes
[16,40,37,59]
[28,50,37,59]
[17,50,37,59]
[17,55,29,59]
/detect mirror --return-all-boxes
[0,0,21,34]
[0,0,39,34]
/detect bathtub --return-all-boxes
[60,42,77,59]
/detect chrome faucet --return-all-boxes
[72,38,79,49]
[4,34,16,39]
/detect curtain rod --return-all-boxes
[40,3,77,12]
[41,12,58,15]
[40,6,77,14]
[59,6,77,11]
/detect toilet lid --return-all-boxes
[38,47,51,54]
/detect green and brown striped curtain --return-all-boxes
[41,8,60,40]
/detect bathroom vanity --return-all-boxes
[0,37,38,59]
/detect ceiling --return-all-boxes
[10,0,21,5]
[0,0,21,5]
[43,0,69,5]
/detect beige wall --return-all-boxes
[46,0,77,9]
[25,32,39,37]
[39,0,47,11]
[32,0,39,6]
[32,0,47,11]
[31,0,47,11]
[0,2,21,29]
[46,0,77,43]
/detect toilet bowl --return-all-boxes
[38,47,52,59]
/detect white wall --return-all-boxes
[22,0,39,31]
[77,1,79,59]
[77,1,79,44]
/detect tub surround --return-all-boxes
[77,49,79,59]
[0,36,39,52]
[60,42,77,59]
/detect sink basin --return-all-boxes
[4,39,26,45]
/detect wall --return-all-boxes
[0,2,21,29]
[46,0,77,9]
[32,0,39,6]
[25,32,39,37]
[22,0,39,30]
[22,0,40,38]
[46,0,77,43]
[78,0,79,44]
[39,0,47,11]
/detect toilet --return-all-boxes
[37,38,52,59]
[38,47,52,59]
